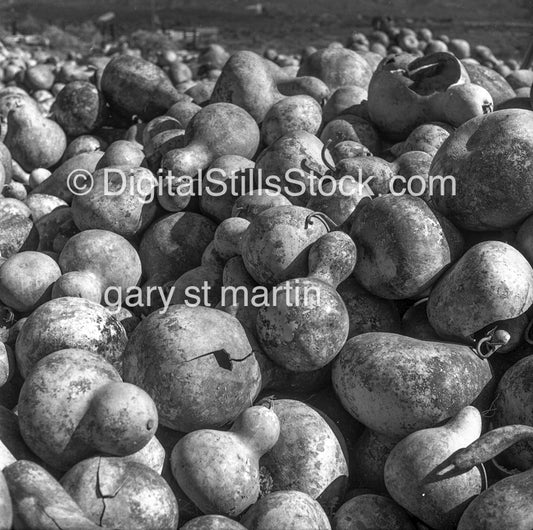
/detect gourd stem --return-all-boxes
[321,139,335,173]
[450,425,533,472]
[305,212,338,232]
[412,297,429,308]
[474,327,510,359]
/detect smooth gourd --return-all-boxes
[18,349,158,471]
[384,406,485,529]
[171,405,280,516]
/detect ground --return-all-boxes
[4,0,533,60]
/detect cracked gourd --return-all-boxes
[123,305,262,432]
[61,456,179,530]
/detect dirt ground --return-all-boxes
[10,0,533,60]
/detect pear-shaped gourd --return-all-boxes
[430,109,533,230]
[384,406,484,530]
[350,194,463,299]
[100,54,180,120]
[256,229,354,371]
[171,405,280,516]
[451,425,533,529]
[18,349,158,471]
[427,241,533,344]
[5,100,66,171]
[332,333,494,439]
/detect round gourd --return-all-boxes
[123,305,262,432]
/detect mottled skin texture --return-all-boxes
[384,407,483,530]
[277,76,330,104]
[18,350,122,470]
[5,103,66,172]
[0,213,38,260]
[320,114,381,154]
[101,55,180,121]
[332,333,494,439]
[32,151,103,203]
[336,156,393,196]
[231,190,291,222]
[350,429,397,494]
[0,251,61,313]
[306,176,371,226]
[427,241,533,341]
[200,155,256,223]
[239,490,331,530]
[431,110,533,230]
[59,229,142,298]
[458,469,533,529]
[71,167,158,240]
[182,515,247,530]
[52,81,106,136]
[322,86,368,124]
[368,52,474,140]
[35,206,75,252]
[298,47,372,91]
[259,400,348,510]
[494,356,533,470]
[257,277,349,371]
[161,103,260,211]
[62,135,105,162]
[462,62,515,106]
[256,130,330,207]
[211,51,284,122]
[337,277,401,340]
[25,194,67,222]
[350,195,455,299]
[61,457,179,530]
[3,460,99,530]
[241,205,327,286]
[95,140,145,171]
[0,472,11,530]
[15,297,127,377]
[139,211,216,285]
[171,406,279,516]
[123,305,262,432]
[166,100,202,129]
[333,494,416,530]
[261,95,322,146]
[390,122,454,157]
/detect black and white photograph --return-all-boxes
[0,0,532,528]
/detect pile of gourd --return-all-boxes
[0,19,532,530]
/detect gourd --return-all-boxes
[160,103,260,212]
[431,109,533,230]
[18,349,157,471]
[427,241,533,347]
[368,52,491,140]
[3,460,97,530]
[332,333,494,439]
[0,251,61,313]
[171,406,280,516]
[256,230,354,371]
[384,406,485,529]
[61,456,179,530]
[15,297,127,377]
[122,305,262,432]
